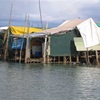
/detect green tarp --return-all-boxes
[50,30,77,56]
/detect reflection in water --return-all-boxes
[0,62,100,100]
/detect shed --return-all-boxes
[45,19,84,57]
[4,26,45,63]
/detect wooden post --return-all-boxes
[43,22,48,64]
[25,15,30,63]
[58,56,60,63]
[86,48,90,64]
[96,50,99,65]
[25,38,28,63]
[76,54,79,63]
[69,56,72,63]
[47,36,50,63]
[43,35,48,63]
[19,14,27,63]
[64,56,66,64]
[53,57,55,63]
[14,37,18,62]
[47,55,50,63]
[4,3,13,60]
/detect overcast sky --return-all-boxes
[0,0,100,26]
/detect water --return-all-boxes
[0,62,100,100]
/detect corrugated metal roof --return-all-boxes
[45,19,84,34]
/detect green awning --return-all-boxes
[74,37,100,51]
[96,23,100,27]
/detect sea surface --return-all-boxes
[0,61,100,100]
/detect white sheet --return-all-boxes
[77,18,100,48]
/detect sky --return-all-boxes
[0,0,100,27]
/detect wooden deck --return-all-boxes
[27,58,42,63]
[8,57,43,63]
[6,50,100,65]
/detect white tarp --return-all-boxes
[0,26,8,30]
[28,33,45,38]
[13,32,45,38]
[77,18,100,48]
[0,26,8,32]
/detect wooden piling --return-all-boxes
[76,54,79,63]
[69,56,72,63]
[4,3,13,60]
[96,50,99,65]
[86,48,90,64]
[25,15,30,63]
[19,14,27,63]
[64,56,66,64]
[58,56,60,63]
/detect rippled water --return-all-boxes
[0,61,100,100]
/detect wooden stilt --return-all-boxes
[47,36,50,64]
[4,3,13,60]
[25,15,30,63]
[43,35,48,63]
[15,37,18,62]
[86,48,90,64]
[43,22,48,64]
[84,51,87,63]
[47,55,50,63]
[19,14,27,63]
[76,54,79,63]
[96,50,99,65]
[25,41,27,63]
[53,57,55,63]
[69,56,72,63]
[64,56,66,64]
[58,56,60,63]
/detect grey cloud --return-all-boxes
[0,0,100,26]
[79,2,100,22]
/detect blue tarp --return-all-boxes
[12,38,26,49]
